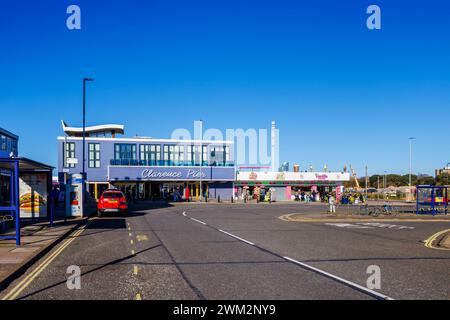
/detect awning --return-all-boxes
[0,157,53,172]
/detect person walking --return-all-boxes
[328,194,336,213]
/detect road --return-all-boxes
[1,203,449,300]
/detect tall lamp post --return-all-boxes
[82,78,94,214]
[408,137,416,187]
[197,120,203,202]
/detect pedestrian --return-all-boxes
[328,194,336,213]
[50,186,60,208]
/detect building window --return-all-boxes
[173,145,184,165]
[11,139,17,156]
[139,144,161,165]
[163,145,175,165]
[210,145,227,165]
[88,143,100,168]
[64,142,76,168]
[0,135,6,152]
[114,144,136,163]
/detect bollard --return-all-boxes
[231,196,233,203]
[218,195,221,203]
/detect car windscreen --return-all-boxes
[102,192,123,198]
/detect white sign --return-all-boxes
[236,171,350,182]
[67,158,78,165]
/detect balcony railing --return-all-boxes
[110,159,235,167]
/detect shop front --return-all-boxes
[235,171,350,201]
[107,166,235,201]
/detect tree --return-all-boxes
[435,173,450,186]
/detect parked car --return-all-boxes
[97,189,128,217]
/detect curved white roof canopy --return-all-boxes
[61,120,124,137]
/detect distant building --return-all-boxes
[435,164,450,177]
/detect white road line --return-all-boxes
[190,217,207,225]
[218,229,255,246]
[182,211,187,217]
[283,256,394,300]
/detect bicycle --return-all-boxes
[358,204,381,217]
[379,203,398,216]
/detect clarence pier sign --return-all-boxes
[108,166,235,181]
[141,168,206,179]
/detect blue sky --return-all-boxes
[1,0,450,176]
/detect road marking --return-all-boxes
[218,229,255,246]
[279,213,450,223]
[136,234,148,242]
[128,232,132,237]
[128,226,131,231]
[131,249,135,256]
[135,293,142,300]
[325,222,414,230]
[190,217,207,225]
[133,265,139,275]
[181,210,393,299]
[357,222,414,230]
[424,229,450,251]
[283,256,394,300]
[182,211,187,217]
[130,239,134,245]
[2,221,91,300]
[325,223,373,229]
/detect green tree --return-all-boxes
[435,173,450,186]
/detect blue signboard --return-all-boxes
[108,166,235,181]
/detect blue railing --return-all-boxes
[110,159,235,167]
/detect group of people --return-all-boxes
[293,191,320,202]
[340,193,366,205]
[239,187,274,202]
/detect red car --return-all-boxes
[97,189,128,217]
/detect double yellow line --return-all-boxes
[2,221,91,300]
[424,229,450,251]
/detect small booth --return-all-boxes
[0,157,53,245]
[416,185,448,216]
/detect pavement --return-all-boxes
[0,202,449,300]
[0,202,97,291]
[0,218,86,290]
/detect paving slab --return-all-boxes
[0,218,86,290]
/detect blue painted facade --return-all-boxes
[57,135,236,200]
[0,128,18,158]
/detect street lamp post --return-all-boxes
[82,78,94,214]
[198,120,203,202]
[408,137,416,187]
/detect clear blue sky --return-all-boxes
[1,0,450,176]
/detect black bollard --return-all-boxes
[218,195,221,203]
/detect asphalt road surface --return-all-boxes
[2,203,449,300]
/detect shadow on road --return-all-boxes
[16,244,162,300]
